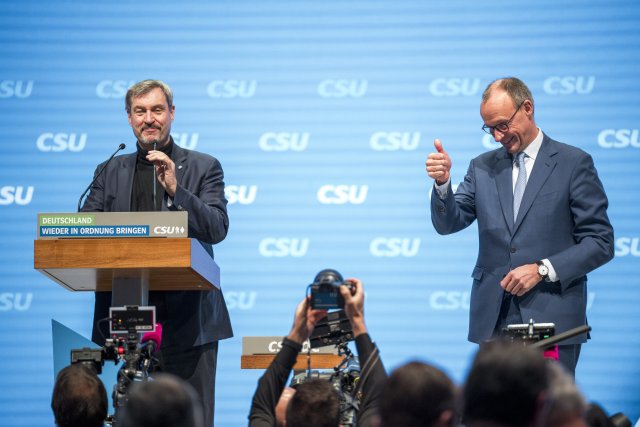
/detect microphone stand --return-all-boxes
[529,325,591,349]
[152,142,157,211]
[77,143,126,211]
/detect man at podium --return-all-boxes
[80,79,232,427]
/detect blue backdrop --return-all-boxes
[1,1,639,425]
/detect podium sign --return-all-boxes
[34,212,220,308]
[241,336,342,369]
[37,212,188,239]
[242,336,339,355]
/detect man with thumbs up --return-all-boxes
[425,77,613,376]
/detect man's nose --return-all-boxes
[143,111,154,123]
[492,128,506,142]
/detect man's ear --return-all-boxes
[523,98,535,118]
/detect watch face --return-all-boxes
[538,264,549,276]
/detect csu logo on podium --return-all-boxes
[543,76,595,95]
[207,80,257,98]
[317,185,368,205]
[370,132,421,151]
[0,293,33,311]
[225,185,257,205]
[370,238,421,257]
[598,129,640,148]
[153,226,185,235]
[0,80,34,98]
[259,238,309,257]
[96,80,135,98]
[259,132,310,152]
[37,133,87,152]
[0,186,34,206]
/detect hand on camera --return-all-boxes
[287,296,328,344]
[340,279,367,337]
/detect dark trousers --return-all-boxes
[157,341,219,427]
[557,344,581,377]
[493,293,581,377]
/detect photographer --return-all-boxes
[248,279,386,427]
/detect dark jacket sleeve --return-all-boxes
[171,154,229,245]
[248,338,302,427]
[354,334,387,427]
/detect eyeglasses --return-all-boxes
[481,102,523,135]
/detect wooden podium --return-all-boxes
[34,237,220,306]
[241,354,344,370]
[240,336,343,370]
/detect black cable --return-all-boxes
[96,317,112,342]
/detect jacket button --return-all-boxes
[510,247,516,253]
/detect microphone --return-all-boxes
[152,141,157,210]
[140,323,163,356]
[77,143,126,212]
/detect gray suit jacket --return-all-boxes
[81,142,233,348]
[431,134,614,344]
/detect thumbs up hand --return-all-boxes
[425,139,452,185]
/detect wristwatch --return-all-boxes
[536,260,549,281]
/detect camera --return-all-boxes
[297,269,363,426]
[291,357,361,426]
[69,314,162,424]
[309,269,355,309]
[70,339,120,375]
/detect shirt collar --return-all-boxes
[522,128,543,160]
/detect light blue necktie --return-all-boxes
[513,151,527,221]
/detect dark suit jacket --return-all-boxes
[81,142,233,348]
[431,134,614,344]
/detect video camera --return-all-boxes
[70,339,120,375]
[69,306,161,424]
[291,357,361,427]
[308,268,355,309]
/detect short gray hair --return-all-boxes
[482,77,534,110]
[125,79,173,113]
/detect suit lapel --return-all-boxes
[118,153,136,211]
[166,143,188,211]
[492,149,515,234]
[513,135,558,232]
